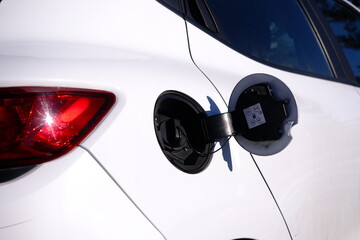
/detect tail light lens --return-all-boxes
[0,87,115,168]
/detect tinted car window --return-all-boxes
[200,0,333,77]
[315,0,360,83]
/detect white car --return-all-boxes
[0,0,359,239]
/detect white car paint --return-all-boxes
[186,19,360,239]
[0,147,164,240]
[0,0,291,240]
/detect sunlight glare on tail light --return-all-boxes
[61,98,90,123]
[0,87,115,168]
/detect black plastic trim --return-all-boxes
[182,0,349,84]
[184,0,218,33]
[299,0,343,79]
[300,0,359,86]
[154,91,215,174]
[156,0,360,86]
[0,165,36,183]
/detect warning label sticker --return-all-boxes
[243,103,266,129]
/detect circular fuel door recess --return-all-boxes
[229,74,298,156]
[154,74,298,173]
[154,91,214,174]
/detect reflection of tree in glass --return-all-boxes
[316,0,360,83]
[316,0,359,49]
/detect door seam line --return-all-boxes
[184,20,228,107]
[78,145,167,240]
[250,153,293,240]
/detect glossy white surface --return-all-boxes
[78,57,290,239]
[0,0,290,239]
[187,23,360,239]
[0,147,164,240]
[2,0,357,239]
[0,0,187,60]
[0,45,289,239]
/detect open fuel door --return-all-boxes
[229,73,298,156]
[154,73,298,173]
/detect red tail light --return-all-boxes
[0,87,115,168]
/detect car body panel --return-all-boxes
[1,0,359,239]
[0,147,164,240]
[186,19,360,239]
[0,44,289,239]
[0,0,290,239]
[77,56,290,239]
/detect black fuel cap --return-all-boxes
[154,91,215,174]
